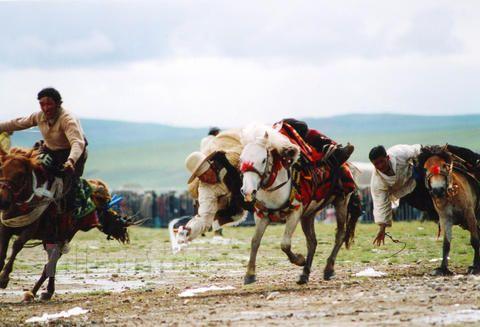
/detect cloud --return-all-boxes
[0,1,476,68]
[0,54,478,127]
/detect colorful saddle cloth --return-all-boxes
[255,123,356,222]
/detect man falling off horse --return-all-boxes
[370,144,480,245]
[178,130,251,242]
[0,87,87,209]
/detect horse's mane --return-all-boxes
[418,145,451,168]
[241,122,300,162]
[1,147,41,171]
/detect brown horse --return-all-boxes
[420,145,480,276]
[0,148,134,301]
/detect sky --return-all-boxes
[0,0,478,127]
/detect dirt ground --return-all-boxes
[1,223,480,326]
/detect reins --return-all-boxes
[384,232,407,258]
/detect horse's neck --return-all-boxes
[257,167,292,209]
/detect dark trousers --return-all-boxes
[42,146,87,179]
[447,145,480,167]
[400,181,439,221]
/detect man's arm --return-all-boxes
[371,173,393,245]
[61,114,85,164]
[0,113,39,133]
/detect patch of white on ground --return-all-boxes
[416,309,480,325]
[179,285,235,297]
[355,267,387,277]
[25,307,88,323]
[192,236,244,245]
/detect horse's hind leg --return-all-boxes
[40,244,62,300]
[432,216,453,276]
[281,211,305,267]
[465,212,480,274]
[324,195,349,280]
[298,214,317,285]
[24,267,48,302]
[244,217,269,285]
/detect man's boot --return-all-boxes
[323,143,354,168]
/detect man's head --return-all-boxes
[37,87,62,120]
[369,145,390,174]
[185,151,218,184]
[208,127,220,136]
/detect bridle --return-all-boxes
[241,147,291,193]
[425,158,454,196]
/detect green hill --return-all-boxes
[8,114,480,191]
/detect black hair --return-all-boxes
[37,87,62,105]
[369,145,387,161]
[282,118,308,138]
[208,127,220,136]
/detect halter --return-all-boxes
[0,176,30,204]
[425,160,455,197]
[240,149,290,192]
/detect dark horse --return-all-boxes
[0,148,134,301]
[419,145,480,276]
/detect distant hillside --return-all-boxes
[8,114,480,191]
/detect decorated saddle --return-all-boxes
[255,123,356,222]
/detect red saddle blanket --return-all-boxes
[278,122,356,206]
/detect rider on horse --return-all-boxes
[370,143,480,245]
[281,118,354,168]
[0,87,87,210]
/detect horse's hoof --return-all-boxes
[23,291,35,303]
[431,267,453,276]
[467,266,480,275]
[297,274,309,285]
[324,270,335,281]
[294,254,306,267]
[0,278,10,289]
[40,292,53,301]
[244,275,256,285]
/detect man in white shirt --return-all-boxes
[370,144,434,245]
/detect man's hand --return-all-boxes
[176,226,191,244]
[63,158,75,175]
[373,223,387,246]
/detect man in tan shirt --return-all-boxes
[0,87,87,177]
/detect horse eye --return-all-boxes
[262,159,266,164]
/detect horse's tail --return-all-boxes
[345,190,362,249]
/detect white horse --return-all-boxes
[240,123,360,284]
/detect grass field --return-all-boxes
[10,220,475,276]
[2,221,480,325]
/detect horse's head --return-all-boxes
[420,146,453,198]
[0,153,35,211]
[98,208,135,244]
[240,132,269,202]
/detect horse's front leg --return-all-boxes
[280,210,305,267]
[0,233,29,288]
[244,216,269,285]
[298,213,317,285]
[324,195,349,280]
[0,227,12,272]
[432,215,453,276]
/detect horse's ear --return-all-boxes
[264,131,269,140]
